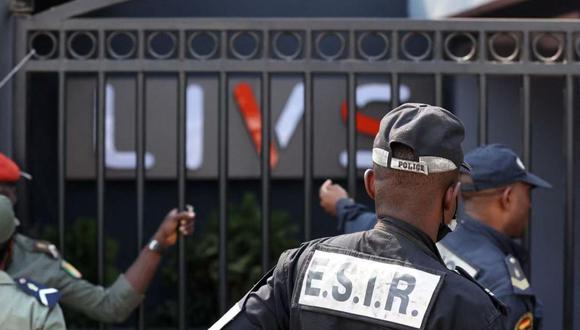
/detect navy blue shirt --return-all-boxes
[335,198,375,233]
[440,216,542,329]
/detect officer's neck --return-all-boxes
[377,206,441,242]
[464,203,510,236]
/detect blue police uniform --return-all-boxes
[439,215,541,329]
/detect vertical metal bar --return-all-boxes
[303,72,313,241]
[261,29,271,270]
[391,73,399,108]
[135,72,145,330]
[478,74,487,146]
[390,31,399,107]
[435,74,443,107]
[57,70,66,256]
[563,74,575,330]
[13,20,29,227]
[347,73,356,198]
[177,71,187,330]
[96,71,105,287]
[303,29,313,241]
[434,31,443,107]
[521,74,532,257]
[97,29,106,330]
[261,72,271,272]
[96,30,107,329]
[57,29,66,255]
[218,70,228,314]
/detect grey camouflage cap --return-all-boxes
[0,195,15,244]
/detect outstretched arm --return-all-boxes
[125,208,195,293]
[319,179,376,233]
[10,208,195,323]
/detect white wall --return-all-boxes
[408,0,495,18]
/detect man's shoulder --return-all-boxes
[433,269,505,327]
[0,272,61,310]
[442,228,506,266]
[15,233,61,259]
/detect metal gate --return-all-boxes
[11,2,578,329]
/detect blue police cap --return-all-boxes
[461,144,551,192]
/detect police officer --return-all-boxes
[0,195,67,329]
[0,152,196,323]
[438,144,550,330]
[320,144,548,329]
[210,103,506,329]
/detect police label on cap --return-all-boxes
[297,247,443,329]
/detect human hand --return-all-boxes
[153,206,195,248]
[319,179,349,217]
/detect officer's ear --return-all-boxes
[364,169,376,200]
[443,182,461,214]
[500,185,514,210]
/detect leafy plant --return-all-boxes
[154,192,299,326]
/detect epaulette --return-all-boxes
[34,240,60,259]
[504,254,532,294]
[16,277,61,309]
[436,242,479,278]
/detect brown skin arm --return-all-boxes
[319,179,350,217]
[125,208,195,294]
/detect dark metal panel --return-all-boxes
[563,74,575,330]
[135,71,145,330]
[218,70,228,314]
[177,71,187,330]
[261,71,271,272]
[347,73,356,198]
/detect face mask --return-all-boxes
[436,196,458,242]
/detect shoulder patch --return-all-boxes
[16,278,61,309]
[61,260,83,279]
[504,255,531,294]
[34,241,60,259]
[294,245,445,329]
[514,312,533,330]
[436,242,479,278]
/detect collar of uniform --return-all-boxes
[375,216,443,262]
[0,270,14,285]
[459,214,528,262]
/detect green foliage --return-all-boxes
[154,192,299,326]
